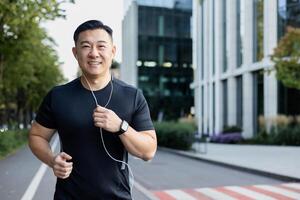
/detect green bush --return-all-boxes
[241,130,271,144]
[154,121,196,150]
[0,129,28,158]
[271,125,300,145]
[242,125,300,145]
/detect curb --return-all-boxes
[159,147,300,182]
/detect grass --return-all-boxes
[0,129,28,159]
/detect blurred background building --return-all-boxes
[193,0,300,138]
[122,0,194,120]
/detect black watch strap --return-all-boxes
[117,120,129,135]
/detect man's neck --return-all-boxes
[80,73,111,91]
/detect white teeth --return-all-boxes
[88,61,101,65]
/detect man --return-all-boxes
[29,20,157,199]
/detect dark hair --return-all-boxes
[73,20,113,43]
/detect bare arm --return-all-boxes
[28,121,56,167]
[93,106,157,161]
[119,128,157,161]
[28,121,73,179]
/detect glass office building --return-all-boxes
[193,0,300,138]
[122,0,193,120]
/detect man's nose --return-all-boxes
[88,46,99,58]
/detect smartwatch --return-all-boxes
[117,120,129,135]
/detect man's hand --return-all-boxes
[93,106,122,132]
[51,152,73,179]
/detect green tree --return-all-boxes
[271,27,300,90]
[0,0,74,126]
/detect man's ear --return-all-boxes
[112,45,116,58]
[72,47,78,59]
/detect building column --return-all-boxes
[214,0,224,134]
[227,0,237,126]
[202,0,210,134]
[192,0,202,134]
[227,78,237,125]
[121,1,138,87]
[264,0,278,129]
[203,84,208,133]
[243,73,254,138]
[208,0,214,134]
[242,0,254,138]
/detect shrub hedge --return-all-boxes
[154,121,196,150]
[0,129,28,158]
[242,125,300,145]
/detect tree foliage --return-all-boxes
[0,0,74,126]
[271,27,300,90]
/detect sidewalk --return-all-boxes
[161,143,300,181]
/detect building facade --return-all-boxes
[193,0,300,138]
[122,0,194,120]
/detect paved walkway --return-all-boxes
[161,143,300,181]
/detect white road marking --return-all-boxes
[254,184,300,199]
[282,183,300,190]
[225,186,276,200]
[196,188,237,200]
[165,189,197,200]
[20,136,59,200]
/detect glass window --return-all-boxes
[278,0,300,38]
[253,70,264,135]
[237,0,243,67]
[253,0,264,61]
[222,80,228,127]
[236,76,243,128]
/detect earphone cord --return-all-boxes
[82,74,135,197]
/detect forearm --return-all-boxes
[119,127,157,161]
[29,134,55,168]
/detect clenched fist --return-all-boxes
[51,152,73,179]
[93,106,122,133]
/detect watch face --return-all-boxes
[121,120,129,132]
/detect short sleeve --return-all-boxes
[35,89,57,129]
[131,89,154,131]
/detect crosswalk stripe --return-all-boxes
[282,183,300,190]
[224,186,276,200]
[183,189,212,200]
[280,185,300,193]
[154,191,176,200]
[246,185,295,200]
[216,187,254,200]
[254,185,300,199]
[195,188,237,200]
[153,183,300,200]
[165,190,197,200]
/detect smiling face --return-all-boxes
[72,28,116,79]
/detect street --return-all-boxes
[0,140,300,200]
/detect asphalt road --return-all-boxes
[130,149,284,192]
[0,140,287,200]
[0,137,152,200]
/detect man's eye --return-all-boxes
[82,45,90,48]
[98,45,106,49]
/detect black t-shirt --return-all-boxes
[35,77,154,200]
